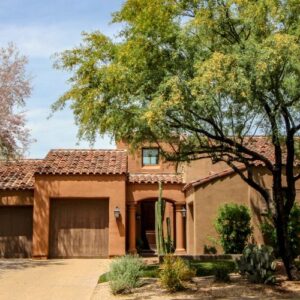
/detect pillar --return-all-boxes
[175,203,186,254]
[128,203,137,254]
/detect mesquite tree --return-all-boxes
[53,1,300,279]
[0,43,31,158]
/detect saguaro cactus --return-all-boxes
[155,181,166,256]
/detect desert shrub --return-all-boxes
[215,203,253,254]
[159,255,195,292]
[109,255,144,294]
[213,264,231,282]
[261,204,300,259]
[204,245,217,254]
[236,244,276,284]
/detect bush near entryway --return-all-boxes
[159,255,195,292]
[108,255,144,294]
[215,204,253,254]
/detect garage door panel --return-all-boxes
[50,199,109,258]
[0,206,33,258]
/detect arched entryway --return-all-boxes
[136,198,175,254]
[127,199,186,255]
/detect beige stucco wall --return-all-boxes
[183,159,229,183]
[32,174,126,258]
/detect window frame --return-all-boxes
[142,147,160,166]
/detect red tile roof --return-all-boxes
[183,166,246,191]
[0,159,42,190]
[129,173,183,184]
[36,149,127,175]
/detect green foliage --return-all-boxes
[204,245,217,254]
[53,0,300,154]
[236,244,277,284]
[159,255,195,292]
[155,181,166,256]
[142,264,160,278]
[215,204,253,254]
[165,217,175,254]
[98,272,109,283]
[190,260,236,277]
[213,264,231,282]
[261,204,300,259]
[109,255,144,294]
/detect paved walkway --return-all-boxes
[0,259,110,300]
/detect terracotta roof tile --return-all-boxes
[0,159,42,190]
[36,149,127,175]
[129,173,183,184]
[183,166,246,191]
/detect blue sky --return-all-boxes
[0,0,124,158]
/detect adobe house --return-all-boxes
[0,137,299,258]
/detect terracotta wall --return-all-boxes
[116,141,179,174]
[0,190,33,205]
[187,167,300,255]
[183,158,229,183]
[127,182,185,204]
[32,174,126,258]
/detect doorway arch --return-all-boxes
[136,198,175,254]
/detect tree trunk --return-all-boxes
[274,190,300,280]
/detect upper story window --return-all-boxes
[142,148,159,166]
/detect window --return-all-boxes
[142,148,159,166]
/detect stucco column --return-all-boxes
[175,203,186,254]
[128,203,137,254]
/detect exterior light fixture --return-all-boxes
[181,207,187,218]
[114,206,121,219]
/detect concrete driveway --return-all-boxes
[0,259,110,300]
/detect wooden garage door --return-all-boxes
[49,199,109,258]
[0,206,33,258]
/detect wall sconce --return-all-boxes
[114,206,121,219]
[181,207,187,218]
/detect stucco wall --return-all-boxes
[116,141,178,174]
[189,172,249,255]
[32,174,126,258]
[188,167,300,255]
[127,182,185,204]
[183,159,229,183]
[0,190,33,205]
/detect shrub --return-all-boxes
[215,203,253,254]
[98,272,109,283]
[236,244,276,284]
[109,255,144,294]
[213,264,231,282]
[159,255,195,292]
[261,204,300,259]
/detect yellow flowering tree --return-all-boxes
[53,0,300,280]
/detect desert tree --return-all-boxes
[53,0,300,279]
[0,43,31,158]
